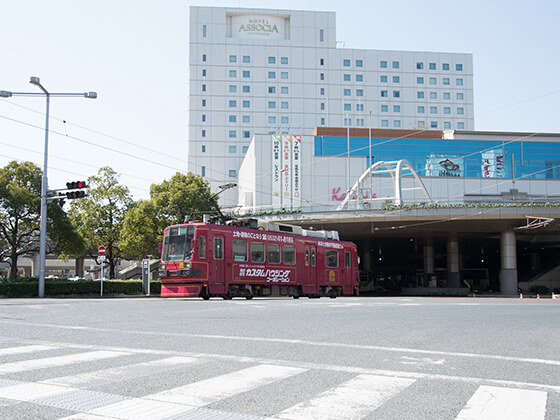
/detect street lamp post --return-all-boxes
[0,77,96,297]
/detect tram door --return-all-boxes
[341,249,352,293]
[302,243,318,294]
[211,235,226,294]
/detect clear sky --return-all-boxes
[1,0,559,200]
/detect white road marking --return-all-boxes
[0,350,130,374]
[147,364,306,406]
[455,385,547,420]
[277,374,416,419]
[0,344,59,356]
[88,398,194,420]
[401,356,445,365]
[0,382,68,401]
[41,356,198,387]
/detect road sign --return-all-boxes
[98,246,106,256]
[98,255,106,263]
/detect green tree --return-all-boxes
[0,161,83,279]
[68,167,132,279]
[121,172,218,259]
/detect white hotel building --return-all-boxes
[187,6,474,206]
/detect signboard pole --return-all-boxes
[98,246,106,297]
[142,259,150,296]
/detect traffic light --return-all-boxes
[66,181,87,190]
[58,198,65,207]
[66,190,86,199]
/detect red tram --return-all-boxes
[159,219,359,299]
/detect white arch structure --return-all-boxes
[336,159,432,210]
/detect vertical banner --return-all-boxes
[272,135,282,208]
[292,135,301,209]
[481,149,505,178]
[282,135,292,207]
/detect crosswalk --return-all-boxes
[0,343,553,419]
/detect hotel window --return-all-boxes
[393,75,400,83]
[321,118,325,125]
[281,57,288,64]
[344,74,351,81]
[242,146,249,153]
[229,130,236,138]
[393,91,400,98]
[381,75,388,83]
[243,56,250,63]
[320,29,324,42]
[417,106,425,113]
[417,91,425,99]
[229,115,236,123]
[268,56,276,64]
[281,72,288,79]
[431,121,438,128]
[456,78,464,86]
[380,60,387,68]
[268,86,276,94]
[202,69,206,77]
[268,116,276,124]
[229,145,237,153]
[268,71,276,79]
[243,131,250,138]
[202,114,206,121]
[443,78,450,85]
[457,107,465,115]
[344,118,351,126]
[456,64,463,71]
[381,105,388,112]
[418,121,425,128]
[201,99,206,107]
[429,77,436,85]
[392,61,400,69]
[443,92,450,99]
[381,90,388,97]
[320,88,325,95]
[229,170,236,178]
[229,85,236,93]
[229,100,236,108]
[268,101,276,109]
[281,86,288,94]
[381,119,389,127]
[430,92,437,99]
[429,63,436,70]
[457,92,464,100]
[242,115,250,123]
[202,25,207,38]
[416,62,424,70]
[344,89,351,96]
[344,103,351,111]
[281,116,289,124]
[320,73,325,80]
[229,55,237,63]
[356,74,363,82]
[242,85,250,93]
[394,120,401,128]
[201,145,206,152]
[281,101,288,109]
[201,130,206,137]
[443,63,450,71]
[430,106,437,114]
[320,58,324,65]
[457,122,465,129]
[393,105,400,112]
[444,122,451,129]
[202,54,206,62]
[356,118,364,126]
[202,84,206,91]
[242,100,250,108]
[201,166,205,177]
[356,104,364,111]
[229,70,237,78]
[343,59,351,66]
[356,59,363,67]
[242,70,250,78]
[356,89,363,96]
[417,77,424,84]
[444,107,451,114]
[320,103,325,110]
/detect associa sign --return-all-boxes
[231,15,285,39]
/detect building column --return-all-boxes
[447,235,461,288]
[423,237,435,287]
[361,239,372,272]
[31,252,40,277]
[499,230,518,295]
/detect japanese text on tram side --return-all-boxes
[317,241,344,249]
[239,268,291,283]
[233,230,294,243]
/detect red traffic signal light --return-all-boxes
[66,181,88,190]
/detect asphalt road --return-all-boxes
[0,296,558,419]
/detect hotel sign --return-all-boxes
[231,15,285,39]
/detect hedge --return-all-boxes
[0,278,161,298]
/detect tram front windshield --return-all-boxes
[162,226,196,261]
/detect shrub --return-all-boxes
[529,285,550,295]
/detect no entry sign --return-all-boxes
[98,246,106,256]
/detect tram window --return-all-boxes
[305,247,310,266]
[267,243,281,264]
[325,250,338,268]
[233,239,248,262]
[213,237,223,260]
[311,248,316,266]
[345,251,351,268]
[283,245,296,265]
[251,242,265,263]
[199,236,206,259]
